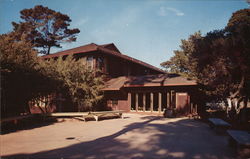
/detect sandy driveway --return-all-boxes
[1,113,234,159]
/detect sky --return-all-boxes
[0,0,249,68]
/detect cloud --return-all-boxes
[158,6,167,16]
[167,7,184,16]
[157,7,184,17]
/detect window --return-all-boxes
[96,57,104,71]
[107,100,112,107]
[87,56,93,69]
[144,69,149,74]
[112,100,118,105]
[107,99,118,107]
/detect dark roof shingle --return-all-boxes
[42,43,164,73]
[103,74,197,91]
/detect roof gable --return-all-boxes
[100,43,121,53]
[41,43,164,73]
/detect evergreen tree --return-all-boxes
[161,9,250,119]
[12,5,80,55]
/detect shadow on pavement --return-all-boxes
[1,116,57,135]
[2,116,235,159]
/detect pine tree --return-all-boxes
[12,5,80,55]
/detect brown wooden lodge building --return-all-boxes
[41,43,198,116]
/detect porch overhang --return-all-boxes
[102,74,197,91]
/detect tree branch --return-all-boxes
[230,74,245,98]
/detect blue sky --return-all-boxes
[0,0,249,68]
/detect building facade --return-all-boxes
[42,43,198,115]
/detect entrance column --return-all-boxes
[191,102,193,114]
[150,92,153,112]
[195,104,198,114]
[158,92,162,113]
[128,92,131,110]
[135,93,139,112]
[170,90,173,108]
[143,93,146,112]
[167,91,170,109]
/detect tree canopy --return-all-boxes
[161,9,250,116]
[41,56,104,111]
[160,31,201,79]
[12,5,80,55]
[0,33,56,117]
[1,33,104,117]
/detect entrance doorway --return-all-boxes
[176,93,189,115]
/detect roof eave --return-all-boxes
[123,83,197,87]
[97,47,165,74]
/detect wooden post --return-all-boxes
[135,93,138,112]
[150,93,153,112]
[143,93,146,112]
[170,90,173,108]
[188,95,191,114]
[191,103,193,114]
[128,92,131,111]
[167,91,170,109]
[195,104,198,114]
[159,92,162,113]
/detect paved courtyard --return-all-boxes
[1,113,235,159]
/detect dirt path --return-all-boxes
[1,113,234,159]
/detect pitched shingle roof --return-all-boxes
[124,74,197,87]
[103,76,128,91]
[42,43,164,73]
[41,43,98,59]
[103,74,197,91]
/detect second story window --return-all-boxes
[87,56,94,69]
[96,57,104,72]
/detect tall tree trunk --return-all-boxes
[36,100,45,114]
[47,46,51,55]
[226,74,246,120]
[44,96,49,113]
[226,98,232,118]
[230,75,245,99]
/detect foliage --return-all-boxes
[12,5,80,55]
[160,31,201,79]
[161,9,250,117]
[41,56,104,111]
[193,9,250,111]
[0,34,56,117]
[1,33,104,117]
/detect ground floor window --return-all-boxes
[107,99,118,107]
[112,100,118,105]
